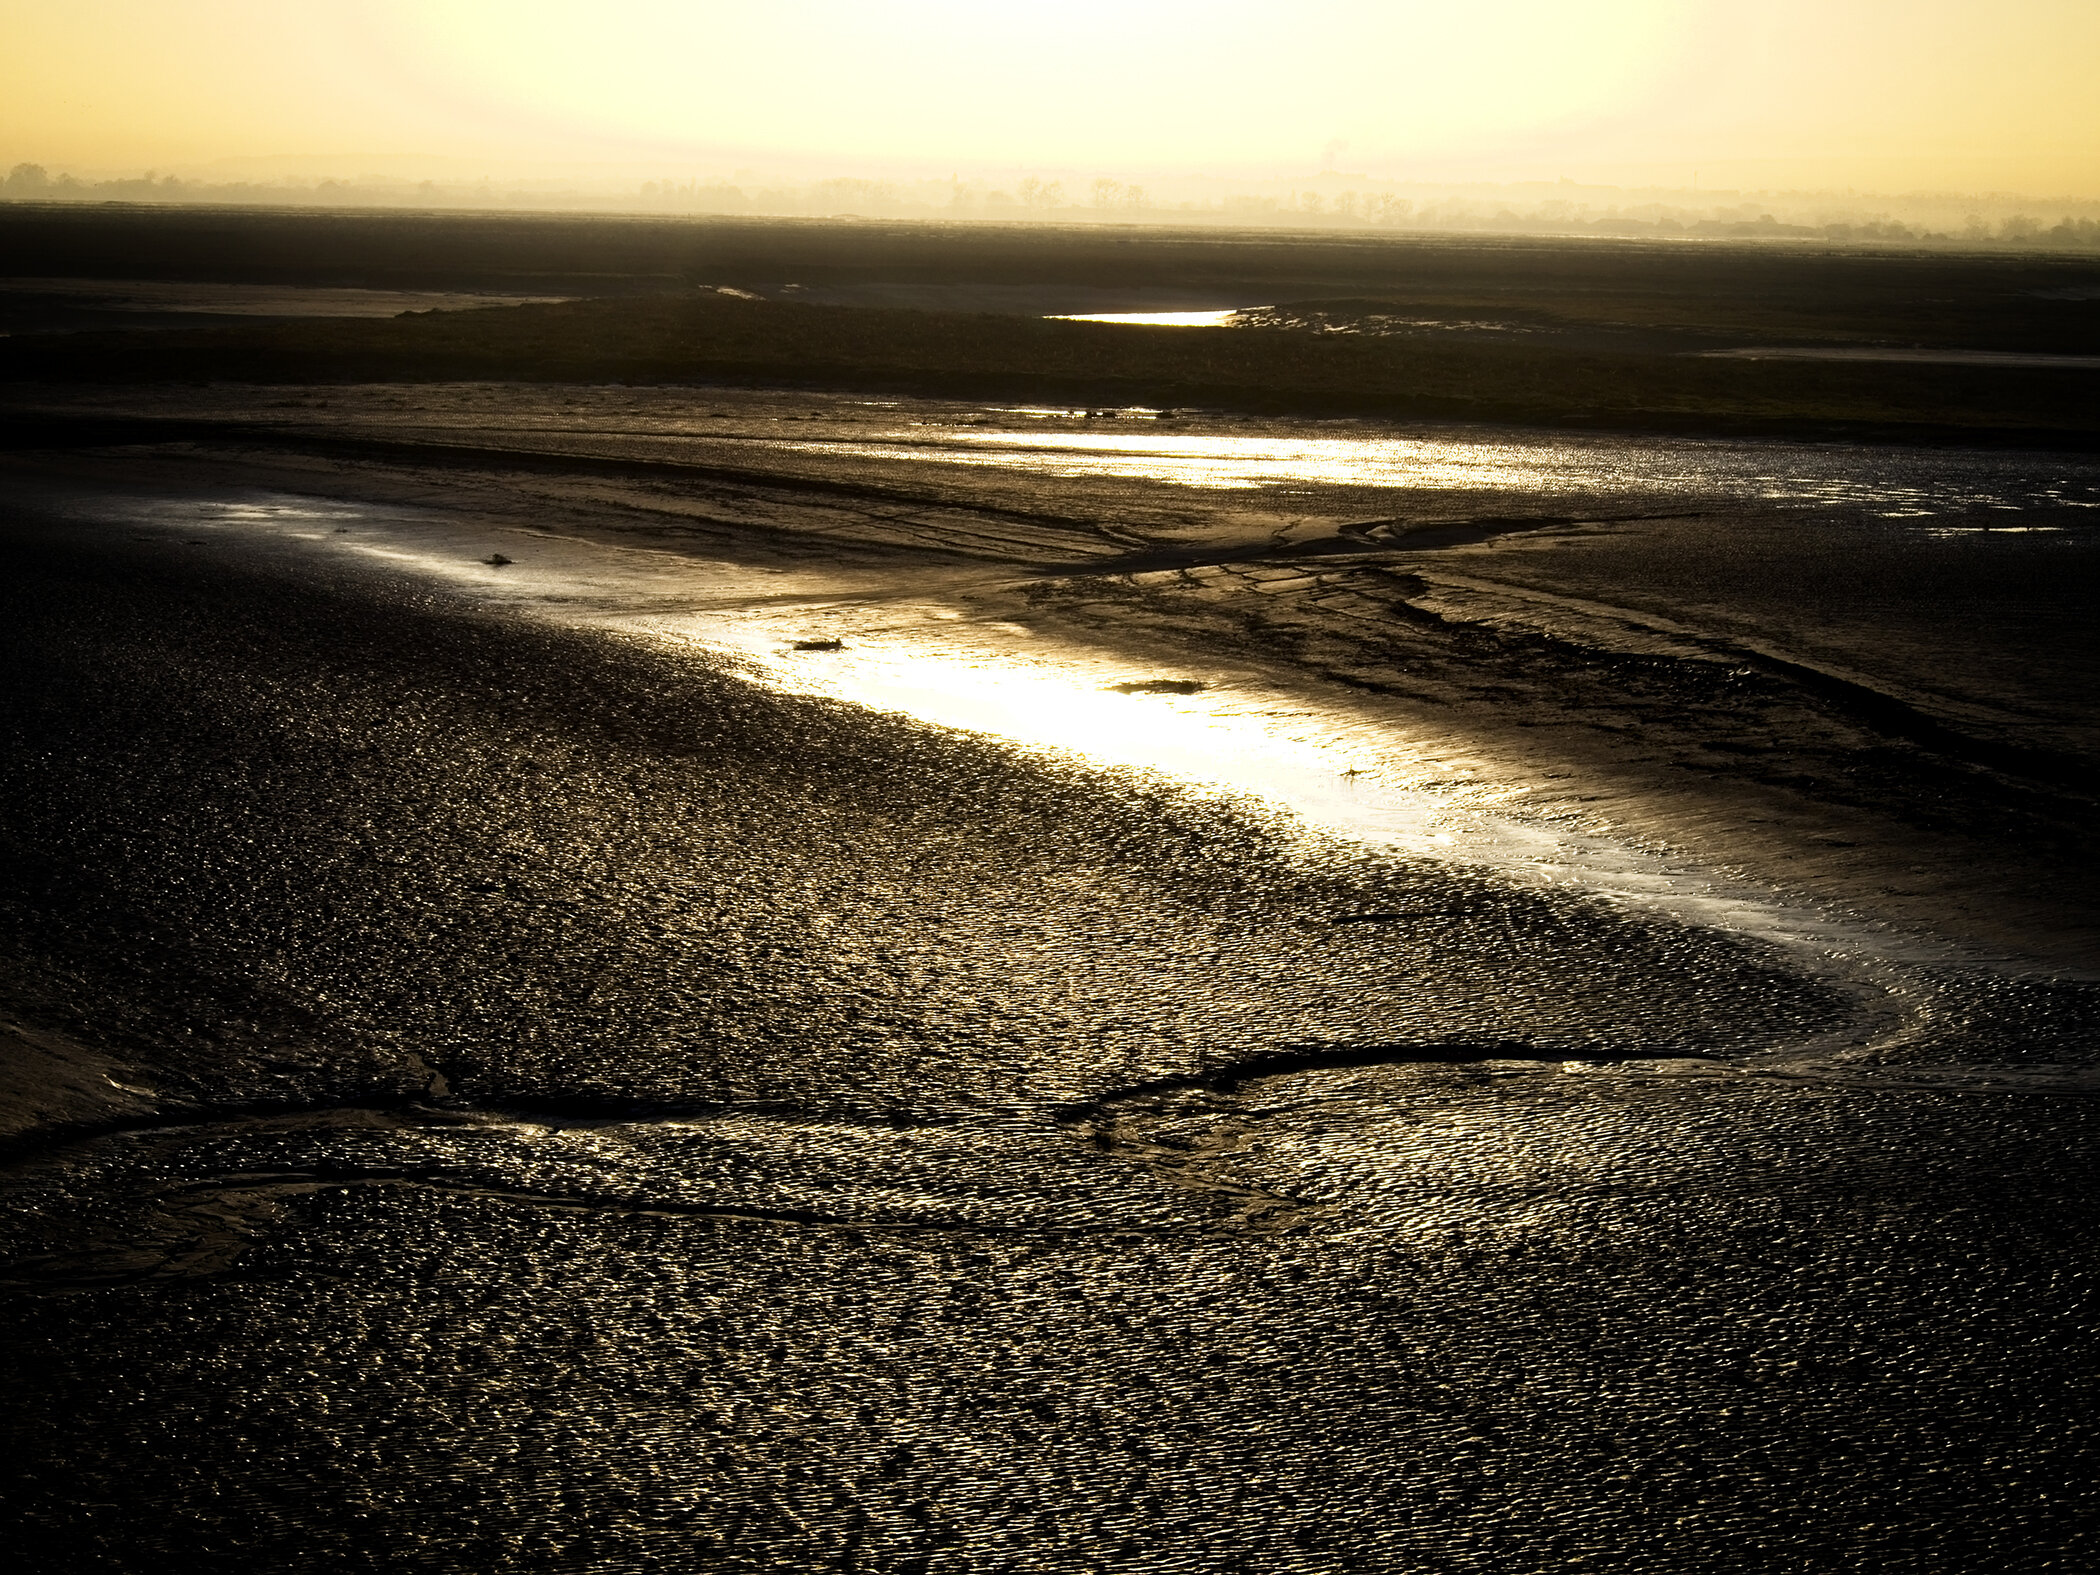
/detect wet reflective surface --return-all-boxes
[774,423,2100,514]
[27,381,2100,517]
[1045,309,1257,327]
[2,406,2097,1571]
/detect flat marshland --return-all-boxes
[2,208,2097,1574]
[6,206,2098,442]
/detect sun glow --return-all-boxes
[1,1,2096,196]
[371,0,1684,166]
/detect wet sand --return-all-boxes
[8,383,2096,962]
[2,391,2097,1571]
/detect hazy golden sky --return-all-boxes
[5,1,2097,194]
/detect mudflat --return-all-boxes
[5,206,2099,443]
[2,214,2096,1574]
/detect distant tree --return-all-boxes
[1018,177,1063,210]
[1091,178,1122,209]
[5,162,50,194]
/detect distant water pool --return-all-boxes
[1045,309,1257,327]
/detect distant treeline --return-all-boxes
[7,162,2100,253]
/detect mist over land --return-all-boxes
[9,161,2100,253]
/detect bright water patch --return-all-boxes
[772,426,2100,516]
[1047,309,1256,327]
[124,493,1866,951]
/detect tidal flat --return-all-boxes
[2,214,2097,1573]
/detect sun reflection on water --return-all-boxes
[783,430,1633,491]
[1045,309,1256,327]
[133,489,1983,964]
[770,427,2100,514]
[656,615,1916,958]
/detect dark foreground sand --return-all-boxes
[1,395,2096,1572]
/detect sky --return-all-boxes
[4,0,2097,196]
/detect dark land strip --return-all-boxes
[6,204,2097,351]
[6,290,2095,445]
